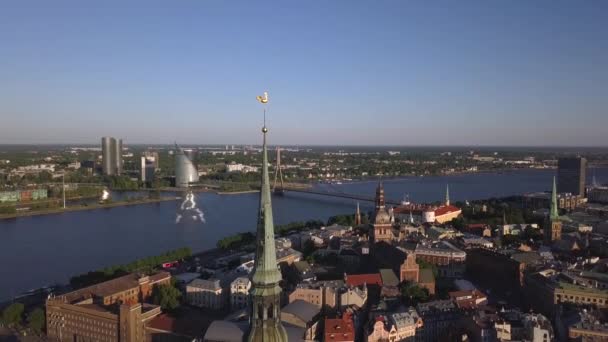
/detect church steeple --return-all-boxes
[355,202,362,226]
[247,123,288,342]
[375,180,385,209]
[545,176,562,244]
[445,184,450,206]
[550,176,559,220]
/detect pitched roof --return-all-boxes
[203,321,245,342]
[434,205,462,216]
[65,271,170,302]
[345,273,383,287]
[281,300,320,324]
[324,315,355,341]
[379,269,400,287]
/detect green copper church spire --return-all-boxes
[247,94,288,342]
[550,176,559,220]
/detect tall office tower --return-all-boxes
[101,137,114,175]
[140,156,155,182]
[557,157,587,196]
[101,137,123,175]
[174,144,199,187]
[115,139,123,175]
[142,151,160,170]
[246,124,288,342]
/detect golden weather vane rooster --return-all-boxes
[256,91,269,104]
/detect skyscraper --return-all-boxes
[101,137,113,175]
[174,144,199,187]
[557,157,587,196]
[115,138,123,175]
[101,136,123,176]
[140,156,155,183]
[246,124,288,342]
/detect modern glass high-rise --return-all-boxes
[101,137,123,176]
[115,138,123,175]
[140,156,155,182]
[175,144,199,187]
[557,157,587,196]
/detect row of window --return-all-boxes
[557,294,606,305]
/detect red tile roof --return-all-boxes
[147,314,175,332]
[434,205,462,217]
[449,290,487,309]
[345,273,382,287]
[146,313,203,338]
[324,315,355,342]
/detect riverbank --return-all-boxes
[0,197,180,220]
[216,190,260,195]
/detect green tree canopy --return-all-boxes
[152,284,181,311]
[27,308,45,334]
[400,282,429,306]
[2,302,24,327]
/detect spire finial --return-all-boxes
[257,91,269,133]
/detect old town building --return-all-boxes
[186,278,225,310]
[414,241,466,266]
[46,272,170,342]
[372,181,394,244]
[400,253,420,283]
[324,312,355,342]
[230,277,251,311]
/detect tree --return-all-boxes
[0,205,17,215]
[302,239,316,259]
[2,303,24,327]
[152,284,181,311]
[524,226,543,241]
[450,217,466,231]
[501,234,521,247]
[27,308,45,334]
[327,214,354,226]
[400,283,429,306]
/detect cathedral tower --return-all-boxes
[247,124,288,342]
[373,181,393,243]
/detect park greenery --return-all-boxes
[1,303,24,327]
[151,281,182,311]
[0,303,44,334]
[70,247,191,289]
[0,205,17,214]
[400,282,430,306]
[217,218,338,250]
[217,232,256,250]
[105,175,140,190]
[27,308,45,334]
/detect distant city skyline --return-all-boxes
[1,1,607,146]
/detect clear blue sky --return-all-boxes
[1,1,606,146]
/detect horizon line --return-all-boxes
[1,143,608,149]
